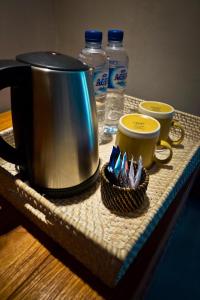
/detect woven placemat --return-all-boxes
[0,95,200,287]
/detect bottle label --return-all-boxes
[108,67,128,89]
[93,70,108,96]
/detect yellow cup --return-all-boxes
[115,113,173,169]
[138,101,184,145]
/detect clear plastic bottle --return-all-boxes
[79,30,109,144]
[104,29,129,134]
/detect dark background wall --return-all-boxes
[54,0,200,115]
[0,0,199,115]
[0,0,55,111]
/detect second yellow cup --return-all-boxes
[115,113,173,169]
[138,101,184,145]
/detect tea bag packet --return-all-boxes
[128,157,135,188]
[107,146,120,173]
[123,152,129,176]
[106,146,119,184]
[134,156,143,188]
[113,153,121,179]
[119,152,129,187]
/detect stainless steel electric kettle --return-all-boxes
[0,52,99,197]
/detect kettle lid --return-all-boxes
[16,51,89,71]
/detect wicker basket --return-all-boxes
[0,95,199,287]
[101,162,149,215]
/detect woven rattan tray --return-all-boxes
[0,96,200,287]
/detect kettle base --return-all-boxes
[33,164,100,199]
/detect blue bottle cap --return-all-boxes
[108,29,124,42]
[85,30,102,43]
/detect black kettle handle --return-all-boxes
[0,60,30,164]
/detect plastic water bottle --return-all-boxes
[79,30,109,144]
[104,29,129,134]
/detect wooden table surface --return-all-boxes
[0,111,199,300]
